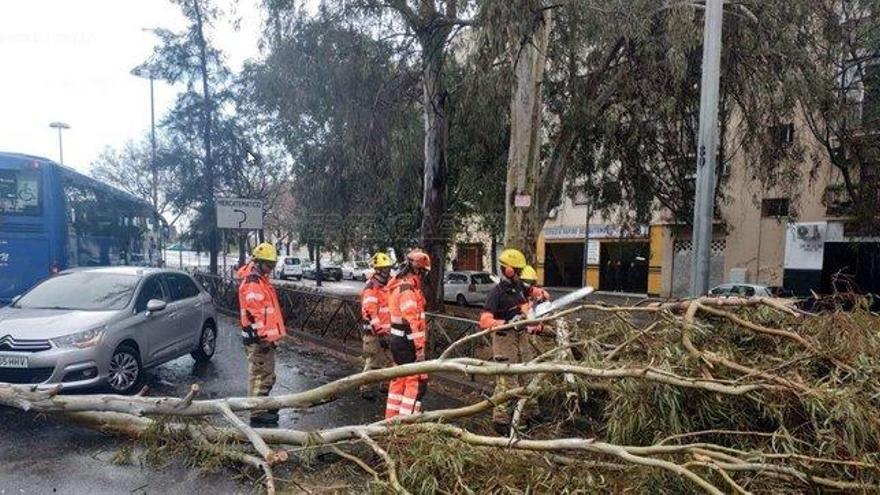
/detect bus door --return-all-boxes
[0,166,49,302]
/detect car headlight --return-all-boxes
[52,327,105,349]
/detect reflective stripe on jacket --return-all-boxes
[387,273,427,346]
[237,262,287,343]
[361,277,391,335]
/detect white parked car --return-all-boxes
[708,283,772,298]
[275,256,304,281]
[343,261,371,281]
[443,271,496,306]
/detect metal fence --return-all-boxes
[194,273,484,356]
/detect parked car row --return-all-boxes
[275,257,371,283]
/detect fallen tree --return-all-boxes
[2,296,879,493]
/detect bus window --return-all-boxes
[61,170,155,268]
[0,169,41,215]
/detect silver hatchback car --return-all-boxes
[0,267,217,394]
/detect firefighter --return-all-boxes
[520,265,551,305]
[479,248,532,432]
[385,249,431,419]
[237,242,287,427]
[359,252,394,399]
[520,265,551,336]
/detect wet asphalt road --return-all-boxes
[0,316,454,494]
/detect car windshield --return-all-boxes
[471,273,494,284]
[356,262,369,268]
[14,272,138,311]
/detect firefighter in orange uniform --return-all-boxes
[238,243,288,427]
[359,252,394,398]
[385,249,431,418]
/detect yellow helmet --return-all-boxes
[370,252,393,269]
[252,242,278,262]
[521,265,538,283]
[499,248,527,269]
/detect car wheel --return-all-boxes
[107,344,142,395]
[456,294,468,306]
[191,322,217,363]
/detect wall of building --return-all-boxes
[719,114,842,288]
[450,216,497,273]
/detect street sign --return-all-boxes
[514,194,532,208]
[216,198,263,230]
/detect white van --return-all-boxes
[276,256,304,281]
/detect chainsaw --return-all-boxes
[528,285,595,320]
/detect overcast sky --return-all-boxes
[0,0,270,173]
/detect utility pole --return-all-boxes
[689,0,725,297]
[48,122,70,165]
[137,27,163,266]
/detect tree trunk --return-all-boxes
[503,9,553,262]
[315,244,323,287]
[193,0,218,275]
[417,31,450,310]
[490,232,498,275]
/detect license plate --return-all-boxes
[0,355,28,368]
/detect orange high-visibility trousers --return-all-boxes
[385,326,427,418]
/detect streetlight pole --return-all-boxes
[689,0,725,297]
[137,27,163,265]
[149,75,157,213]
[48,122,70,165]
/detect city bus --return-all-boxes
[0,152,162,303]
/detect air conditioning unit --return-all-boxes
[796,224,822,241]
